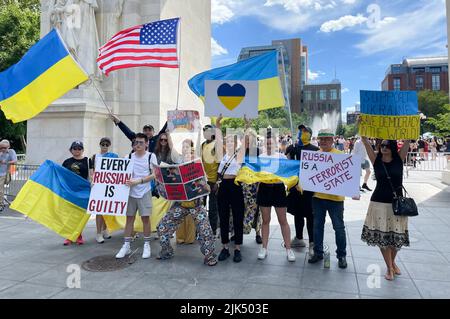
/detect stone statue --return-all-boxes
[50,0,100,79]
[97,0,125,44]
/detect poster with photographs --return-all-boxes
[154,159,209,201]
[167,110,201,132]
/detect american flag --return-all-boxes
[97,18,179,76]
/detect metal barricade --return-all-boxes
[404,152,450,177]
[3,164,40,202]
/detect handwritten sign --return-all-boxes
[154,159,209,201]
[359,114,420,140]
[359,90,420,139]
[167,110,201,132]
[299,150,360,197]
[88,157,133,215]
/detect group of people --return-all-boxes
[0,139,17,212]
[11,113,413,280]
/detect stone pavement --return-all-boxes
[0,171,449,299]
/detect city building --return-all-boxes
[238,39,306,114]
[302,81,341,116]
[447,0,450,96]
[382,56,449,93]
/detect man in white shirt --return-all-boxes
[116,133,157,259]
[353,136,372,192]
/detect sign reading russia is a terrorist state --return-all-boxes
[299,150,361,197]
[87,157,133,216]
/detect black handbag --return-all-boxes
[382,162,418,217]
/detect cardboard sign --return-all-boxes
[167,110,201,132]
[359,114,420,140]
[359,90,420,140]
[205,80,258,118]
[154,159,209,201]
[88,157,133,215]
[299,150,360,198]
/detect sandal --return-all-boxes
[385,268,395,281]
[204,257,218,266]
[393,263,402,276]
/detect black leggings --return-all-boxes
[218,179,244,245]
[295,214,314,243]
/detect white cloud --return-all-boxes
[211,0,356,33]
[341,88,350,93]
[320,14,367,32]
[308,69,325,81]
[211,0,235,24]
[342,0,356,4]
[211,38,228,56]
[356,1,447,55]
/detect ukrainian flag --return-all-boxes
[235,157,300,190]
[188,51,284,110]
[10,160,90,241]
[0,29,88,123]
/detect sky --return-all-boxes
[210,0,448,121]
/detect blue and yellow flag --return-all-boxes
[0,29,88,123]
[188,51,284,110]
[10,160,91,241]
[235,156,300,190]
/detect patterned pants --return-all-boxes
[157,203,216,262]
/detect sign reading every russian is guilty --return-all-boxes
[359,90,420,140]
[299,150,361,198]
[87,157,133,215]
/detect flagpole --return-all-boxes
[279,48,294,135]
[175,17,182,110]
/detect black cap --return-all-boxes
[143,124,154,131]
[70,140,84,150]
[100,137,111,145]
[298,124,312,135]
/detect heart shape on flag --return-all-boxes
[217,83,246,110]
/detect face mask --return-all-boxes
[301,131,311,145]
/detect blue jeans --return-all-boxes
[312,198,346,258]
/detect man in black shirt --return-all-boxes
[109,114,167,153]
[61,141,92,246]
[285,125,319,255]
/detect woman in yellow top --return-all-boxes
[156,139,217,266]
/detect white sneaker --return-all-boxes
[309,243,315,257]
[96,234,105,244]
[142,242,151,259]
[102,230,112,239]
[115,243,131,259]
[257,247,268,260]
[290,237,306,248]
[286,249,296,262]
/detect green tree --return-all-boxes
[335,122,345,136]
[343,124,358,138]
[418,90,449,119]
[0,1,40,152]
[426,104,450,137]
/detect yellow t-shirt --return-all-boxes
[202,141,219,183]
[313,148,345,202]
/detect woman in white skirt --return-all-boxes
[360,137,410,281]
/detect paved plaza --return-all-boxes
[0,171,449,299]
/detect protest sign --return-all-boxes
[154,159,209,201]
[359,90,420,140]
[299,150,360,197]
[167,110,201,132]
[205,80,258,118]
[88,157,133,215]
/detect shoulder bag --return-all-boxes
[381,162,418,217]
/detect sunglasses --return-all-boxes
[100,143,110,147]
[72,147,83,151]
[160,139,168,142]
[380,144,389,148]
[133,140,145,146]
